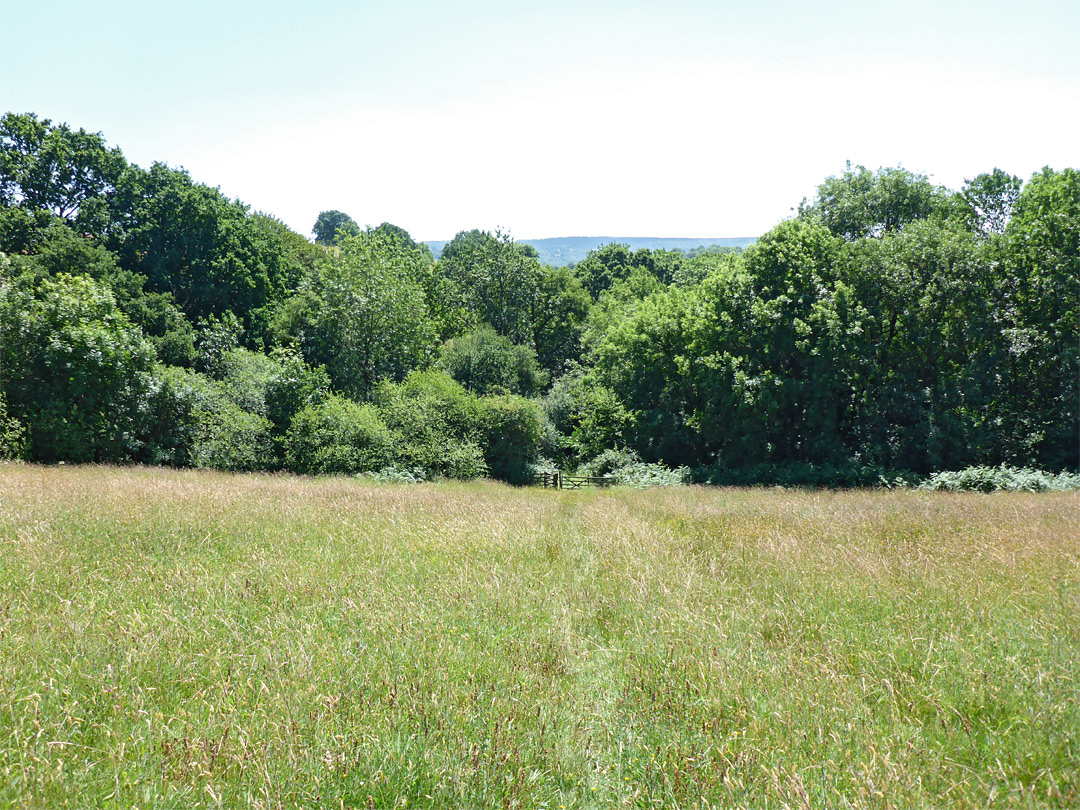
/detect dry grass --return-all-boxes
[1,463,1077,808]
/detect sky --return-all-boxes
[2,0,1078,241]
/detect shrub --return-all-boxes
[357,465,428,484]
[0,390,27,460]
[580,448,689,488]
[285,395,392,476]
[438,325,547,396]
[0,271,156,463]
[139,364,275,471]
[374,370,488,480]
[189,400,275,472]
[918,465,1080,493]
[477,395,545,485]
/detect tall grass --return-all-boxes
[1,463,1077,808]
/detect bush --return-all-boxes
[190,400,275,472]
[580,448,689,488]
[357,465,428,484]
[139,364,275,471]
[918,465,1080,493]
[477,395,545,485]
[285,395,392,476]
[438,325,547,396]
[374,370,488,480]
[0,271,156,463]
[0,390,27,460]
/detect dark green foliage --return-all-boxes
[285,395,392,475]
[0,390,28,460]
[312,210,360,245]
[438,325,547,397]
[530,265,590,376]
[0,112,126,236]
[2,111,1075,483]
[0,271,155,463]
[109,163,292,327]
[476,395,545,485]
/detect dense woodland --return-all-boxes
[0,112,1076,485]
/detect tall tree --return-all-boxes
[438,229,539,343]
[0,112,127,236]
[800,163,947,240]
[109,163,289,329]
[274,230,436,399]
[312,210,360,245]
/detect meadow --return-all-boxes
[0,463,1077,809]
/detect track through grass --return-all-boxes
[1,464,1077,808]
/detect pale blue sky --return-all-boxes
[2,0,1077,240]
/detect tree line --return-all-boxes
[1,113,1076,485]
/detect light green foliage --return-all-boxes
[799,163,949,240]
[437,324,547,397]
[275,230,437,400]
[285,394,393,475]
[438,229,540,343]
[5,220,198,366]
[918,465,1080,492]
[188,400,275,472]
[374,370,488,480]
[955,168,1023,235]
[2,466,1077,808]
[0,271,155,462]
[578,447,689,487]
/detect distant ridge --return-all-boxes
[425,236,756,266]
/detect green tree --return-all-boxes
[312,210,360,245]
[957,168,1022,235]
[995,167,1079,469]
[800,164,948,240]
[437,324,547,397]
[0,112,126,236]
[529,265,591,375]
[274,230,437,399]
[438,229,539,343]
[0,271,156,462]
[109,163,292,329]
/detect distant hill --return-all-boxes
[425,236,757,266]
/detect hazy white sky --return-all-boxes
[2,0,1077,240]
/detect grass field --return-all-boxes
[0,464,1077,809]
